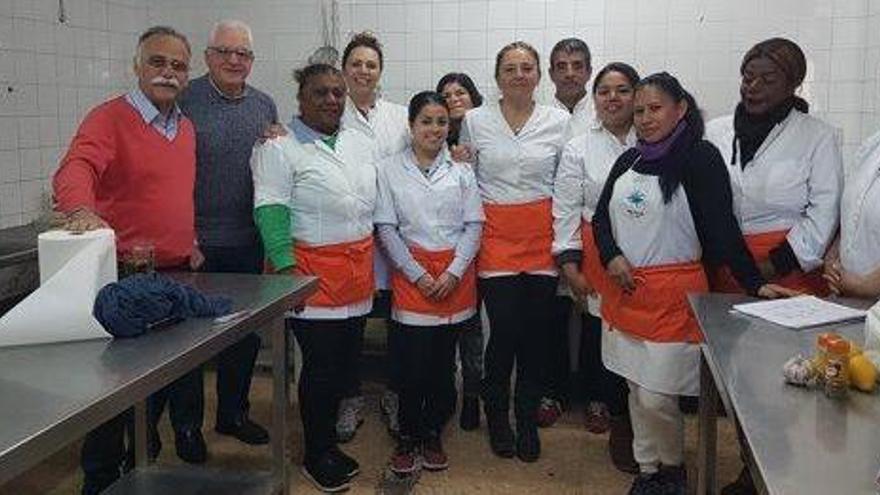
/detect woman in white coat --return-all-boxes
[252,63,374,493]
[553,61,640,474]
[460,41,569,462]
[375,91,484,475]
[337,31,410,441]
[705,38,843,296]
[823,130,880,299]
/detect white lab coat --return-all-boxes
[460,101,570,277]
[553,119,636,314]
[375,148,484,252]
[341,95,409,290]
[341,95,409,159]
[705,110,843,272]
[551,94,594,142]
[375,148,485,325]
[841,130,880,276]
[251,127,378,319]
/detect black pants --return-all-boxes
[480,274,557,426]
[80,369,202,495]
[395,322,461,439]
[200,244,263,425]
[579,312,629,415]
[457,315,484,398]
[292,316,366,461]
[541,295,573,403]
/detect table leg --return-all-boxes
[698,352,719,495]
[272,317,290,493]
[133,400,148,468]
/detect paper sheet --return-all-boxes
[0,229,117,347]
[732,295,867,329]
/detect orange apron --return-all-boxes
[391,245,477,318]
[292,236,375,307]
[600,261,708,344]
[709,230,827,295]
[580,221,614,295]
[478,198,554,273]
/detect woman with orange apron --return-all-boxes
[252,63,375,493]
[592,73,791,495]
[375,91,484,475]
[705,38,842,297]
[553,62,640,473]
[459,41,570,462]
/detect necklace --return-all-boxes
[501,100,534,136]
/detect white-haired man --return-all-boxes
[177,20,278,446]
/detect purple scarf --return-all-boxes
[636,120,687,162]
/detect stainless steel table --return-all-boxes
[691,293,879,495]
[0,272,317,494]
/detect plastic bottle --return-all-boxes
[824,338,851,399]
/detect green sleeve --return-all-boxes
[254,204,295,272]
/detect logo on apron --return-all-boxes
[623,188,648,218]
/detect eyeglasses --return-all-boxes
[208,46,255,61]
[144,55,189,73]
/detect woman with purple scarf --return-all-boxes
[591,72,794,495]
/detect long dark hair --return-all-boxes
[635,72,705,203]
[436,72,484,109]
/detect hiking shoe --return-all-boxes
[336,396,364,443]
[584,401,611,434]
[390,437,420,475]
[535,397,562,428]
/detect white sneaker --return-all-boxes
[379,390,400,438]
[336,396,364,443]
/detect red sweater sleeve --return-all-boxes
[53,103,118,212]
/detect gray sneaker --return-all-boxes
[336,396,364,443]
[379,390,400,438]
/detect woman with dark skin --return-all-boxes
[705,38,842,298]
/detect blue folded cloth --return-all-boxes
[93,272,233,338]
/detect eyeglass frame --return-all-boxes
[206,46,256,61]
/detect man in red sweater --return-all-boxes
[52,26,206,495]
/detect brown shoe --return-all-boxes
[609,414,639,474]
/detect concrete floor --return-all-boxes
[1,368,744,495]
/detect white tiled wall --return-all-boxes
[335,0,875,167]
[0,0,877,228]
[0,0,149,228]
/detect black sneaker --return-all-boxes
[485,408,515,458]
[721,467,757,495]
[215,417,270,445]
[328,446,360,479]
[515,425,541,463]
[303,453,351,493]
[459,396,480,431]
[628,472,667,495]
[174,429,207,464]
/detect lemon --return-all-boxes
[849,354,877,392]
